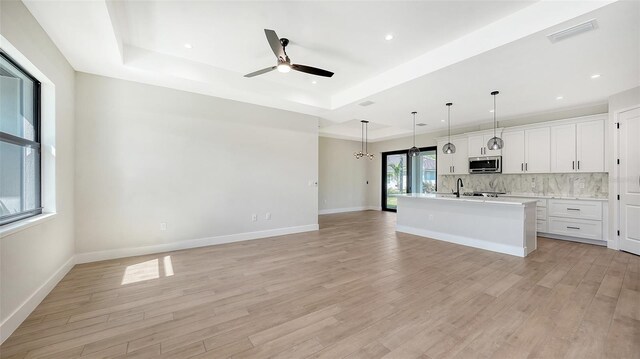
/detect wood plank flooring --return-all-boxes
[1,210,639,359]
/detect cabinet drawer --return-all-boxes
[547,217,602,240]
[548,199,602,220]
[535,199,547,208]
[536,207,547,220]
[537,219,547,233]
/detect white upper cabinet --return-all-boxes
[550,124,577,172]
[436,140,452,175]
[468,132,502,157]
[524,127,551,173]
[452,137,469,175]
[576,120,605,172]
[468,135,485,157]
[550,119,605,173]
[502,128,550,173]
[502,131,525,174]
[437,138,468,175]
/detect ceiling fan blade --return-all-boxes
[264,29,285,60]
[291,64,334,77]
[244,66,277,78]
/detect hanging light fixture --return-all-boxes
[354,120,374,160]
[442,103,456,154]
[487,91,504,150]
[408,111,420,157]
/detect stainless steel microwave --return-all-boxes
[469,156,502,174]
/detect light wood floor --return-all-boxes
[2,211,639,359]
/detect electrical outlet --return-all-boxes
[251,214,257,222]
[580,182,585,189]
[428,214,434,221]
[160,222,167,231]
[265,212,271,220]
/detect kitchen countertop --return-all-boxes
[397,193,537,206]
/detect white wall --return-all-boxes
[0,0,76,342]
[74,73,319,260]
[318,137,371,213]
[607,86,640,249]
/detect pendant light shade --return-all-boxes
[442,103,456,154]
[354,120,374,160]
[408,111,420,157]
[487,91,503,150]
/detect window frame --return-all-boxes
[0,49,43,226]
[381,146,438,212]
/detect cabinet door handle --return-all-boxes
[567,226,580,230]
[567,208,581,211]
[572,161,575,170]
[525,163,528,171]
[453,166,455,173]
[521,163,524,171]
[577,161,580,170]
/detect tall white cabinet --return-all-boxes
[550,119,605,173]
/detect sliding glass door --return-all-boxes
[382,147,437,212]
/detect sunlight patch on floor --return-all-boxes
[121,256,175,285]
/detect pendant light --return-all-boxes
[487,91,504,150]
[408,111,420,157]
[442,103,456,154]
[354,120,374,160]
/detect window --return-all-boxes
[0,50,42,225]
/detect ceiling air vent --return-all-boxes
[359,100,375,107]
[547,19,598,43]
[416,123,427,127]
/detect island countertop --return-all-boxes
[396,193,538,206]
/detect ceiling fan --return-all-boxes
[244,29,334,78]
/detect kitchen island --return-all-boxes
[396,194,538,257]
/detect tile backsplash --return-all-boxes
[438,173,608,198]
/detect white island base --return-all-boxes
[396,194,537,257]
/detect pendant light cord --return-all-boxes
[493,94,497,138]
[365,122,368,154]
[412,112,416,147]
[448,105,451,142]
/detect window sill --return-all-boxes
[0,213,57,238]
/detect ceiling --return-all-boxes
[22,0,639,141]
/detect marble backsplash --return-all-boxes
[438,173,608,198]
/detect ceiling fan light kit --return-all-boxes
[245,29,334,78]
[487,90,504,150]
[442,103,456,154]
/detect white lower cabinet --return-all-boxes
[547,217,603,240]
[546,199,605,242]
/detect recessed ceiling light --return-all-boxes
[385,34,393,41]
[441,119,445,122]
[591,74,601,79]
[184,43,193,49]
[489,109,495,113]
[556,96,564,100]
[311,80,317,85]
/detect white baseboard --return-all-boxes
[318,206,379,215]
[0,256,75,344]
[396,225,526,257]
[75,224,319,264]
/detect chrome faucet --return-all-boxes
[455,178,464,198]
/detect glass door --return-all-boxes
[382,147,437,212]
[410,148,437,194]
[382,151,408,211]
